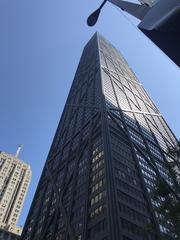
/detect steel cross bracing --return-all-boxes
[99,35,178,236]
[102,66,159,114]
[22,49,102,240]
[107,109,161,238]
[101,63,160,114]
[107,109,180,236]
[23,38,103,237]
[42,140,89,240]
[101,65,176,150]
[109,106,175,150]
[104,34,177,238]
[102,65,143,86]
[22,33,179,240]
[107,108,180,200]
[34,111,101,240]
[108,104,177,173]
[46,112,100,164]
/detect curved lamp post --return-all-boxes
[87,0,150,27]
[87,0,107,26]
[87,0,180,67]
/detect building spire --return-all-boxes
[15,144,22,158]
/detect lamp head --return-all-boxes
[87,8,101,27]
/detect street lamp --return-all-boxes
[87,0,180,67]
[87,0,107,27]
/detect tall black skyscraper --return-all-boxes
[22,33,178,240]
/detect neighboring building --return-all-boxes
[0,146,32,236]
[0,228,20,240]
[21,33,178,240]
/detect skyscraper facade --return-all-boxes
[22,33,178,240]
[0,150,32,236]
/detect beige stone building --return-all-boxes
[0,146,32,236]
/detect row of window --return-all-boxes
[90,191,105,206]
[117,190,147,213]
[119,203,150,224]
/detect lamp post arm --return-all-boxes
[108,0,150,20]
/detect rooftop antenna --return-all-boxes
[15,144,23,158]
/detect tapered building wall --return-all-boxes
[21,33,178,240]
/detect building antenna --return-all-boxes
[15,144,23,158]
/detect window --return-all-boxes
[92,159,104,172]
[90,205,104,219]
[92,168,104,182]
[91,191,105,206]
[91,179,104,193]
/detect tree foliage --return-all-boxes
[146,140,180,239]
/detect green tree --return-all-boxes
[150,140,180,239]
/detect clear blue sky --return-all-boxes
[0,0,179,226]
